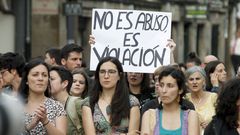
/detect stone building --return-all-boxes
[0,0,238,74]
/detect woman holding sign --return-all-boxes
[81,56,140,134]
[141,66,200,135]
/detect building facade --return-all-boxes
[0,0,238,74]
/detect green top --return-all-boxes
[66,96,84,135]
[82,95,140,135]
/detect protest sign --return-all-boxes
[90,9,172,73]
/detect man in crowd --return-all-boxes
[202,55,218,68]
[0,52,25,96]
[61,43,84,71]
[44,48,61,66]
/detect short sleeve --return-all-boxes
[81,97,90,108]
[210,93,218,104]
[129,95,140,107]
[54,99,67,117]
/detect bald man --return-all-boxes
[202,55,218,68]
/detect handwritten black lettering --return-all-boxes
[135,13,145,30]
[134,12,169,31]
[122,49,131,65]
[143,49,154,66]
[93,46,166,67]
[93,11,113,30]
[116,12,133,30]
[123,32,140,47]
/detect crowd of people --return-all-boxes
[0,36,240,135]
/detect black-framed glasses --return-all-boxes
[99,69,117,76]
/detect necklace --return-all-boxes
[192,93,205,107]
[193,97,202,105]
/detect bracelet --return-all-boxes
[43,120,49,126]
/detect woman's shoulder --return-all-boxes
[145,109,157,115]
[45,97,62,106]
[45,98,66,116]
[68,96,83,105]
[205,91,218,96]
[81,96,90,107]
[205,92,218,102]
[185,109,198,120]
[45,98,64,109]
[143,109,157,123]
[187,109,198,116]
[129,94,140,107]
[66,96,83,110]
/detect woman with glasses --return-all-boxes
[82,56,140,134]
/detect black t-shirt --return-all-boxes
[204,116,239,135]
[141,98,195,116]
[130,91,154,110]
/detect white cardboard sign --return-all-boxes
[90,9,172,73]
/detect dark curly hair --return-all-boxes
[215,78,240,129]
[158,66,187,110]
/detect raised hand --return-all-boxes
[210,73,219,87]
[166,39,176,52]
[35,103,49,125]
[88,35,95,45]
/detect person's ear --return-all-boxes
[203,79,206,88]
[62,80,68,90]
[61,58,66,66]
[51,58,56,65]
